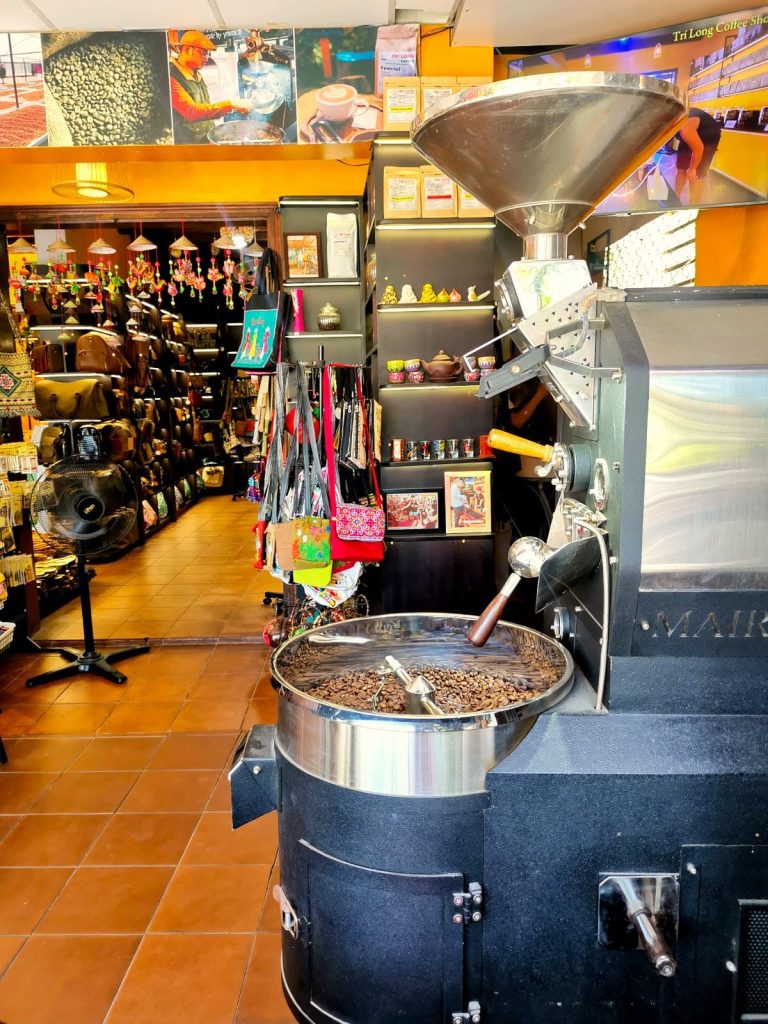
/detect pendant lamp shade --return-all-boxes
[7,237,37,255]
[88,237,117,256]
[243,238,264,257]
[52,162,134,201]
[170,234,198,253]
[127,234,157,252]
[48,238,76,256]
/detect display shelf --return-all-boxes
[376,220,495,231]
[382,458,492,468]
[380,382,480,391]
[286,332,363,339]
[283,279,361,288]
[385,531,494,541]
[378,302,494,313]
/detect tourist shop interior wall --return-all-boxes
[0,27,765,283]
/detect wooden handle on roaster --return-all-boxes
[467,573,522,648]
[487,429,554,463]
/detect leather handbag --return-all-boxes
[75,332,130,375]
[31,341,65,374]
[34,378,110,421]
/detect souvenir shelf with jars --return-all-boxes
[278,196,370,366]
[367,134,500,614]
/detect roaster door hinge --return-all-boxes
[451,999,482,1023]
[451,882,483,925]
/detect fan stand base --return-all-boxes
[26,644,150,688]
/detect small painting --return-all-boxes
[385,491,440,532]
[284,232,322,279]
[444,471,491,534]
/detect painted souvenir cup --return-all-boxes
[388,371,406,384]
[390,438,406,462]
[432,439,446,461]
[447,438,460,459]
[462,437,475,458]
[387,359,405,372]
[404,358,421,372]
[406,441,419,462]
[419,440,431,460]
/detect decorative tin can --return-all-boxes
[419,440,431,460]
[432,439,446,460]
[406,441,419,462]
[390,438,406,462]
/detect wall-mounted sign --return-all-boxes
[511,6,768,214]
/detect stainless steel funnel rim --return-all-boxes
[270,612,574,728]
[412,70,687,135]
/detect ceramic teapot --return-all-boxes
[420,349,462,381]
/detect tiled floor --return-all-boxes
[0,498,294,1023]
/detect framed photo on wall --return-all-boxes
[444,471,491,534]
[284,232,323,278]
[385,490,441,532]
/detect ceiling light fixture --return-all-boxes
[52,162,134,201]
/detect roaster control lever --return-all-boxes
[598,874,679,979]
[486,429,592,493]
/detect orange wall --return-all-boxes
[696,204,768,284]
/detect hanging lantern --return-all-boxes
[7,237,37,255]
[127,233,156,252]
[88,236,117,256]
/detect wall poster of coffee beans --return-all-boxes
[42,32,173,147]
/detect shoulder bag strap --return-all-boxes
[355,368,382,507]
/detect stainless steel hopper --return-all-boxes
[411,72,687,259]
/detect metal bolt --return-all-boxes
[453,1016,464,1024]
[640,620,651,632]
[453,914,464,925]
[472,911,482,922]
[471,1015,481,1024]
[725,960,737,974]
[252,766,262,776]
[453,895,464,907]
[472,894,482,905]
[612,462,620,472]
[686,862,698,875]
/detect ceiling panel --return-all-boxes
[24,0,218,31]
[451,0,754,46]
[213,0,393,28]
[0,2,52,31]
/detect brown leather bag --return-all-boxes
[34,378,110,421]
[31,342,65,374]
[75,333,130,375]
[125,334,151,392]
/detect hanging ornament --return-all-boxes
[87,236,117,257]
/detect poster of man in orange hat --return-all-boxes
[168,29,251,144]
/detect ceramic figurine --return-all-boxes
[436,289,450,303]
[449,289,462,303]
[419,283,438,303]
[467,285,491,302]
[399,284,418,303]
[381,285,398,305]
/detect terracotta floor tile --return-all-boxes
[0,814,108,867]
[236,932,295,1024]
[182,811,278,867]
[148,648,213,674]
[0,736,91,772]
[0,675,71,704]
[171,700,248,733]
[53,678,127,704]
[99,701,183,735]
[148,733,240,771]
[32,771,139,814]
[0,934,139,1024]
[119,675,195,703]
[162,621,223,640]
[28,703,113,736]
[70,736,163,772]
[0,935,24,978]
[38,865,173,934]
[0,704,46,736]
[105,933,252,1024]
[189,673,261,701]
[84,812,200,866]
[241,696,279,729]
[0,815,20,842]
[150,864,269,933]
[120,769,219,814]
[206,770,233,812]
[0,772,59,813]
[0,867,72,931]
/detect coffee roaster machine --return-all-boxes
[231,73,768,1023]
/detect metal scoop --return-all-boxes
[376,655,444,715]
[467,536,553,648]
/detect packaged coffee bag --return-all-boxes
[375,24,419,94]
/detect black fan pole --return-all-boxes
[77,550,98,659]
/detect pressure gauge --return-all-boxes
[590,458,609,512]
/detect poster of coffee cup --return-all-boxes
[511,6,768,215]
[295,27,382,143]
[42,31,173,146]
[0,33,48,147]
[168,29,297,146]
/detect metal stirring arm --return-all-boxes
[381,656,445,715]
